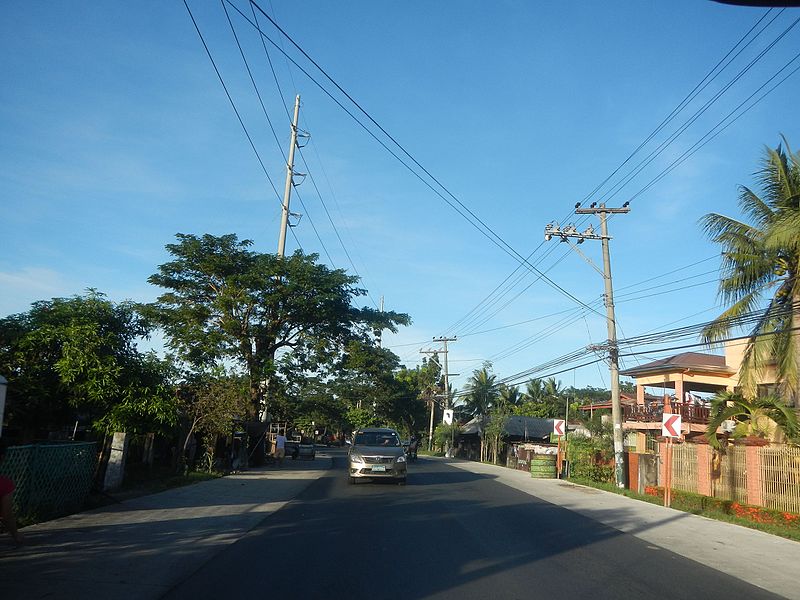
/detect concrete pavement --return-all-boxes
[0,455,332,599]
[3,451,798,599]
[440,456,800,600]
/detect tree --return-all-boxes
[177,372,250,472]
[517,377,565,418]
[462,366,499,420]
[395,358,441,436]
[147,233,409,417]
[705,390,799,449]
[0,291,176,437]
[497,384,522,411]
[324,340,421,432]
[700,139,800,404]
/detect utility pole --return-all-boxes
[544,202,629,488]
[277,94,301,257]
[432,337,457,410]
[376,296,384,348]
[432,336,457,456]
[420,349,440,451]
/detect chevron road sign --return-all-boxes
[553,419,565,436]
[662,413,682,438]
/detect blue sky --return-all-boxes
[2,1,798,393]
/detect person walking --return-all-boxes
[274,432,286,467]
[0,441,24,546]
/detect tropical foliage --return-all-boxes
[700,138,800,403]
[517,377,567,418]
[0,291,177,436]
[705,391,799,448]
[461,365,499,420]
[146,233,409,417]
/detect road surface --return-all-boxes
[162,450,782,599]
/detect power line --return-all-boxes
[442,12,787,340]
[235,0,604,318]
[243,2,379,308]
[183,0,303,251]
[580,8,781,206]
[610,14,800,207]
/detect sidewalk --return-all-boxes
[439,456,800,600]
[1,456,331,600]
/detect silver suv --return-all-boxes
[347,427,407,485]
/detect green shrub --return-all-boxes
[643,486,800,529]
[566,432,613,483]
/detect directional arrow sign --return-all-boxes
[553,419,565,436]
[662,413,682,438]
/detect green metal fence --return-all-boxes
[0,442,97,522]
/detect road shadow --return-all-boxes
[162,457,783,600]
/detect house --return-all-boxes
[457,415,555,460]
[619,341,780,438]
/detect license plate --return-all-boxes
[371,465,386,472]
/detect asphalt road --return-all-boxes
[162,451,782,600]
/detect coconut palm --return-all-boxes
[522,378,545,402]
[543,377,564,400]
[497,384,522,412]
[517,377,565,418]
[705,391,799,449]
[700,138,800,403]
[462,367,499,419]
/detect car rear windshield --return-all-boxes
[354,432,400,447]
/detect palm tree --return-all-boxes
[463,366,499,461]
[543,377,563,401]
[497,384,522,412]
[700,138,800,404]
[522,378,545,403]
[463,367,499,420]
[518,377,565,418]
[705,391,799,448]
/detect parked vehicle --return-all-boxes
[347,427,407,485]
[285,434,315,460]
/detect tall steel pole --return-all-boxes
[277,95,301,257]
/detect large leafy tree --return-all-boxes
[146,233,409,418]
[327,341,423,434]
[0,291,176,437]
[700,139,800,403]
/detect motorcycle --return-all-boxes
[406,441,418,461]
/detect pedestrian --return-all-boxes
[274,432,286,467]
[0,440,24,546]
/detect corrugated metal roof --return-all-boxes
[460,415,553,439]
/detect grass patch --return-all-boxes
[566,475,800,543]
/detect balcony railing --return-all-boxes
[623,403,710,424]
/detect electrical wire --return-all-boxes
[232,0,605,319]
[183,0,303,251]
